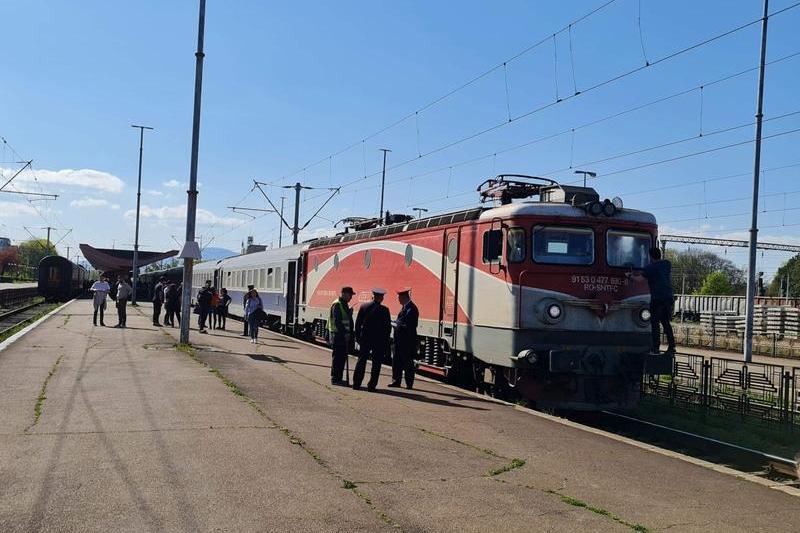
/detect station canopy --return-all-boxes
[79,244,178,274]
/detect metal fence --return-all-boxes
[642,353,798,426]
[665,325,800,359]
[0,286,39,310]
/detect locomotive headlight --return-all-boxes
[639,307,651,322]
[547,303,562,320]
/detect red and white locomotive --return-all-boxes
[298,176,670,410]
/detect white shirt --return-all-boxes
[90,280,110,306]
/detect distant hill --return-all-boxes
[202,247,238,261]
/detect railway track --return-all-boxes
[566,410,799,484]
[0,301,47,338]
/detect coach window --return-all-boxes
[275,267,282,290]
[267,268,274,289]
[533,226,594,265]
[482,229,502,263]
[506,228,526,263]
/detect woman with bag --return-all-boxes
[217,288,231,330]
[244,287,264,344]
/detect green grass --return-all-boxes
[27,354,64,431]
[0,303,58,343]
[623,397,799,459]
[546,490,650,532]
[486,457,526,477]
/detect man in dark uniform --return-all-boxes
[353,288,392,391]
[196,280,213,333]
[241,284,255,337]
[389,288,418,389]
[152,276,166,326]
[329,286,355,385]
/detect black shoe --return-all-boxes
[387,382,401,388]
[406,384,413,390]
[100,323,106,327]
[93,322,97,326]
[367,387,377,393]
[352,384,361,391]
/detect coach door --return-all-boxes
[285,260,297,328]
[440,228,460,348]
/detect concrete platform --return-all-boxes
[1,300,798,532]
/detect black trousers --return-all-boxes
[116,299,127,326]
[93,303,105,325]
[392,337,416,387]
[650,299,675,353]
[353,342,384,390]
[330,341,348,382]
[243,318,249,336]
[152,301,162,325]
[198,307,210,330]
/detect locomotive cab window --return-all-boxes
[482,230,503,263]
[607,230,651,268]
[533,226,594,265]
[506,228,526,263]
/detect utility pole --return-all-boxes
[66,246,70,261]
[744,0,769,364]
[179,0,207,345]
[46,226,52,248]
[412,207,428,219]
[130,124,153,306]
[253,180,339,246]
[574,169,597,188]
[279,196,285,247]
[378,148,391,224]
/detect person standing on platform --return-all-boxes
[196,280,213,333]
[241,284,254,337]
[209,287,220,330]
[352,288,391,392]
[152,276,166,327]
[114,274,132,328]
[217,288,231,330]
[163,280,178,327]
[630,247,676,355]
[244,287,263,344]
[389,288,418,389]
[90,275,111,326]
[328,286,354,385]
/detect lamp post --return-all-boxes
[131,124,153,306]
[378,148,391,224]
[179,0,207,345]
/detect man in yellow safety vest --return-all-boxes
[328,286,355,385]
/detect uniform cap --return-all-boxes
[397,287,411,296]
[247,284,255,290]
[341,286,355,295]
[372,287,387,295]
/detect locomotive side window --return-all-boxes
[506,228,526,263]
[482,230,502,263]
[607,231,651,268]
[532,226,594,265]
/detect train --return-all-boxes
[37,255,88,301]
[155,175,671,410]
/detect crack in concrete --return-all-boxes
[24,354,64,433]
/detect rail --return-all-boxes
[642,352,799,427]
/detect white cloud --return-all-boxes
[146,189,164,197]
[70,197,116,208]
[4,167,125,193]
[0,201,38,217]
[163,180,181,188]
[125,204,241,227]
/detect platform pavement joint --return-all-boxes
[0,300,798,532]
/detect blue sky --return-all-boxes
[1,0,799,280]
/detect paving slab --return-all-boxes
[2,299,799,533]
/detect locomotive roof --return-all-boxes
[479,201,657,224]
[308,200,656,250]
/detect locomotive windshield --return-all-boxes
[607,230,651,268]
[532,226,594,265]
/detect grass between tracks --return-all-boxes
[622,397,799,459]
[545,490,649,532]
[0,303,58,343]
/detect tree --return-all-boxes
[17,239,57,269]
[0,247,19,276]
[665,249,746,295]
[697,271,734,295]
[768,254,800,297]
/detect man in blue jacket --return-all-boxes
[389,288,418,389]
[352,288,392,391]
[636,247,676,355]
